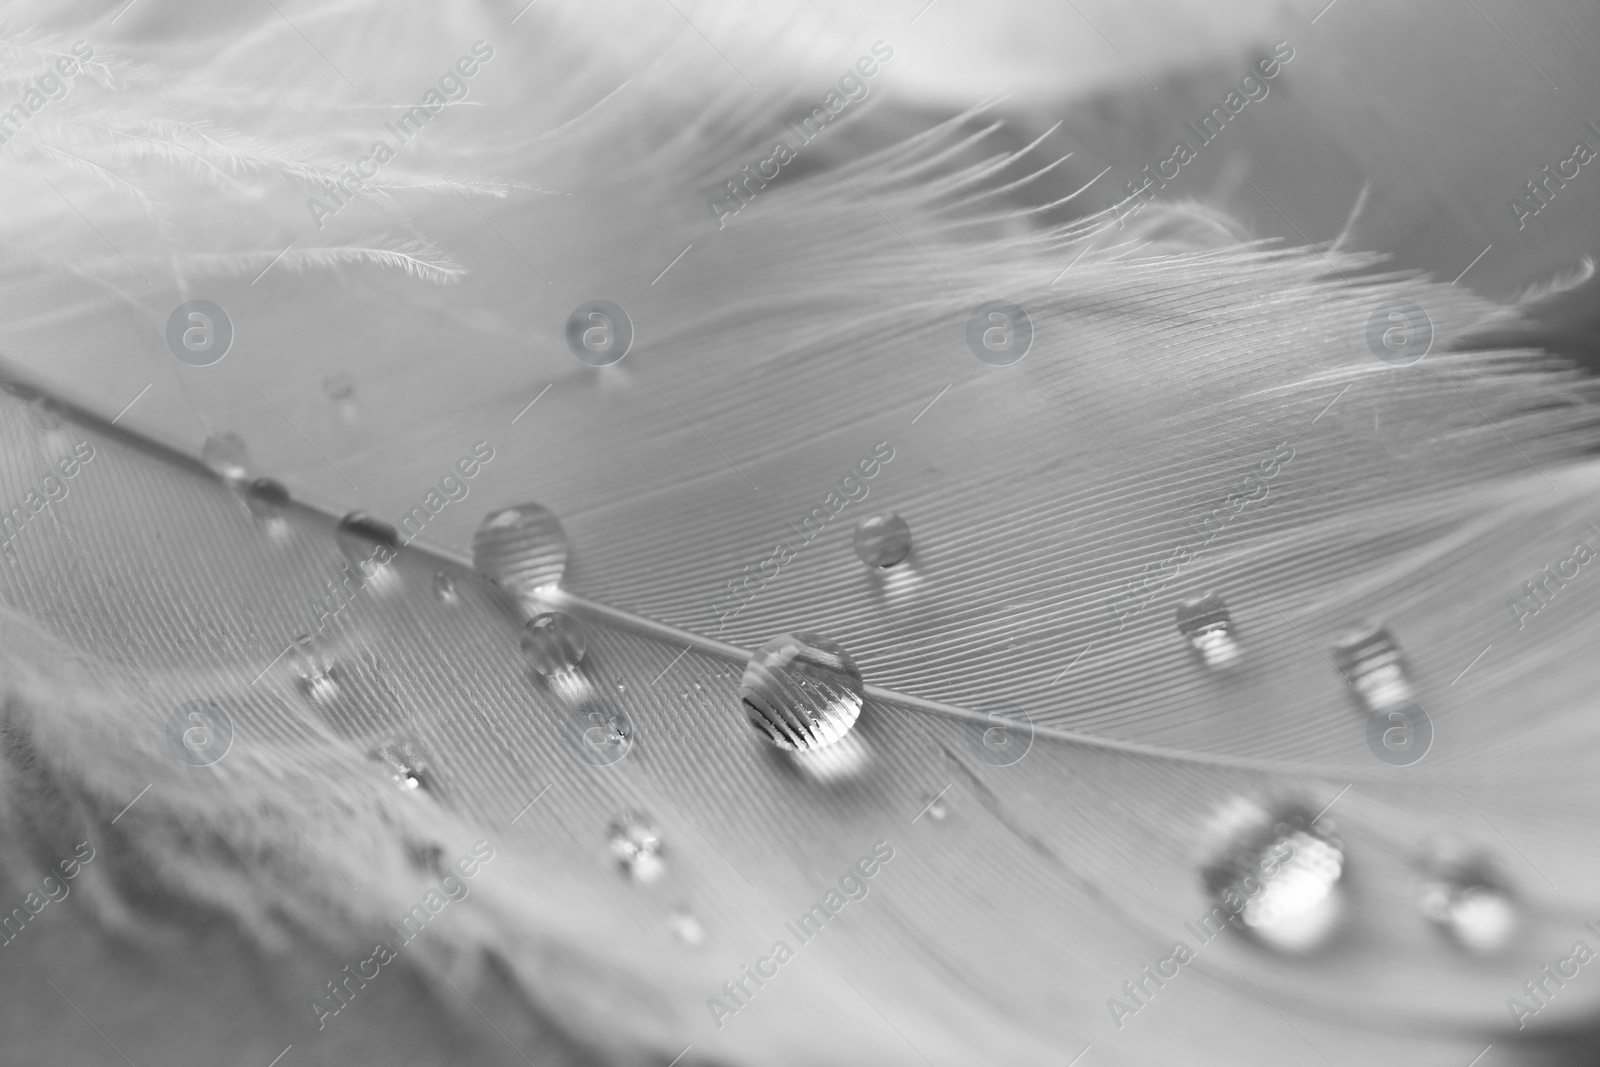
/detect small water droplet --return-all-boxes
[336,512,400,570]
[289,634,338,700]
[521,612,586,676]
[615,679,627,694]
[1175,593,1243,670]
[921,792,949,821]
[201,432,251,482]
[669,909,706,947]
[472,504,567,606]
[853,511,912,568]
[1418,847,1517,954]
[607,810,664,883]
[741,633,864,751]
[1202,800,1345,953]
[373,738,431,791]
[323,371,355,403]
[245,477,289,520]
[433,573,460,603]
[1333,622,1413,711]
[692,681,702,691]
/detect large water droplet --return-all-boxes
[201,432,251,482]
[607,810,664,883]
[245,477,289,520]
[521,612,586,676]
[372,738,431,791]
[336,512,400,571]
[1175,593,1243,670]
[1418,848,1517,954]
[853,512,912,567]
[740,633,864,751]
[289,633,339,700]
[1332,622,1412,711]
[472,504,567,606]
[1202,800,1345,953]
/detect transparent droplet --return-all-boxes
[373,738,430,791]
[669,909,706,947]
[1202,800,1345,953]
[853,511,913,568]
[921,791,949,821]
[740,633,864,751]
[521,612,586,676]
[244,477,289,520]
[433,573,460,603]
[201,432,251,482]
[608,810,664,883]
[1332,622,1412,711]
[323,371,355,403]
[288,633,338,700]
[1418,847,1517,954]
[472,504,567,605]
[336,512,400,571]
[1175,593,1243,670]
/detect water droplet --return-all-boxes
[615,679,627,694]
[521,612,586,676]
[853,512,912,568]
[921,792,948,821]
[245,477,289,520]
[289,633,338,700]
[472,504,567,606]
[1333,622,1412,711]
[433,573,460,603]
[740,633,864,751]
[1418,847,1517,954]
[669,909,706,947]
[1202,800,1345,953]
[1175,593,1243,670]
[201,432,251,482]
[336,512,400,570]
[373,738,430,791]
[323,372,355,403]
[607,810,664,883]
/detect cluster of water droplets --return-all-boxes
[196,436,1528,964]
